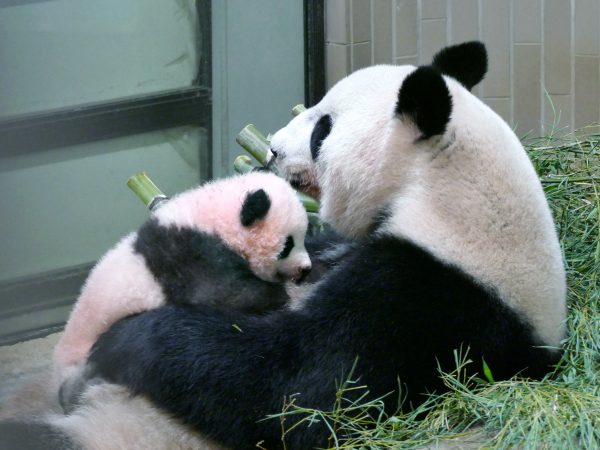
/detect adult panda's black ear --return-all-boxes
[431,41,488,90]
[395,66,452,139]
[240,189,271,226]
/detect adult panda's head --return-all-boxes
[271,41,488,237]
[271,42,567,347]
[153,172,312,284]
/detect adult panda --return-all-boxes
[3,41,566,449]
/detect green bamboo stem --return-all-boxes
[291,104,307,117]
[234,155,320,213]
[235,115,321,217]
[296,192,320,213]
[307,212,322,228]
[127,172,168,211]
[235,124,271,166]
[233,155,255,174]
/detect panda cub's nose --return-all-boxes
[296,266,312,283]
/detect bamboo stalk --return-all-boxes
[296,192,320,213]
[307,212,322,228]
[127,172,169,211]
[233,155,255,174]
[235,124,271,166]
[291,104,307,117]
[235,121,322,216]
[234,156,320,213]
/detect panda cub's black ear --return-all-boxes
[241,189,271,227]
[396,66,452,139]
[432,41,488,91]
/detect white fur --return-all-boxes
[153,172,311,283]
[43,173,311,448]
[272,64,566,346]
[49,384,225,450]
[12,60,566,449]
[54,172,312,388]
[53,233,166,385]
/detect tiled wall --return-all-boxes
[325,0,600,137]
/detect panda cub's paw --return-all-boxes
[58,363,104,415]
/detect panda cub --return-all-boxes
[53,171,312,390]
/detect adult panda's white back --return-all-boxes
[382,76,566,347]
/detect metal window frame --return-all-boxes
[0,0,325,160]
[304,0,326,107]
[0,87,211,156]
[0,0,214,182]
[0,0,325,344]
[0,0,214,344]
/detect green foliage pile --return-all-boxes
[273,133,600,449]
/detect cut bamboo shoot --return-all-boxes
[235,124,271,166]
[127,172,169,211]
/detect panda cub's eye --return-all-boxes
[278,236,295,259]
[310,115,332,161]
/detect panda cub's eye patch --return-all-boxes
[278,236,295,259]
[310,115,332,161]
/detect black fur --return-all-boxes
[58,231,350,415]
[368,207,392,234]
[396,66,452,139]
[310,114,333,160]
[296,229,353,283]
[432,41,488,90]
[277,235,294,259]
[86,235,559,450]
[134,218,288,314]
[240,189,271,226]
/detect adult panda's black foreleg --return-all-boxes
[83,304,342,450]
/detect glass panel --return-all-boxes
[210,0,305,176]
[0,0,200,118]
[0,126,204,283]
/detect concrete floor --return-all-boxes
[0,332,62,417]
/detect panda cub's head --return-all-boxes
[153,172,312,283]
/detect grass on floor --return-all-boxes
[273,131,600,449]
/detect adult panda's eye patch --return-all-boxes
[310,115,332,161]
[278,236,295,259]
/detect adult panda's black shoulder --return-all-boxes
[31,42,565,450]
